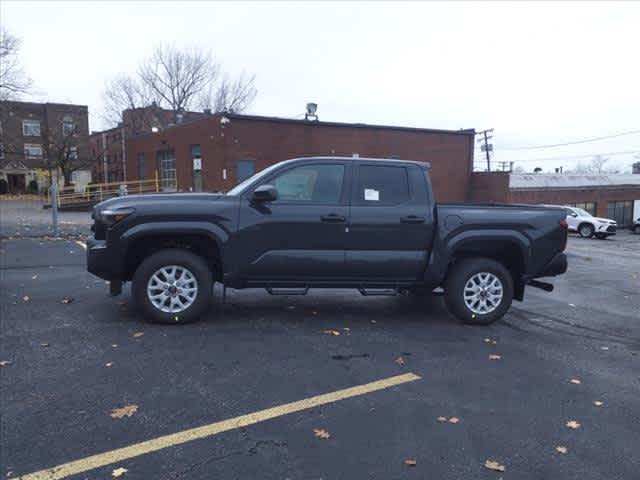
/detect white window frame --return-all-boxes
[24,143,43,159]
[22,120,41,137]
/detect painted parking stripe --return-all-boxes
[74,241,86,250]
[14,372,421,480]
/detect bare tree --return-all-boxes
[139,45,218,121]
[44,121,91,186]
[200,72,257,113]
[0,27,33,100]
[570,155,620,174]
[102,45,257,126]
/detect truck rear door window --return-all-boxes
[356,165,409,205]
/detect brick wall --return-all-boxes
[125,114,475,202]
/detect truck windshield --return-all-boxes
[226,163,281,196]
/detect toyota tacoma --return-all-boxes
[87,157,568,325]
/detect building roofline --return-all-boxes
[223,113,475,136]
[0,99,88,109]
[124,111,475,141]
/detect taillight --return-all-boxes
[559,219,568,251]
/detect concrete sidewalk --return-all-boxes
[0,199,91,238]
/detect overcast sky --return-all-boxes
[3,1,639,172]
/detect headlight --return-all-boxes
[101,207,135,226]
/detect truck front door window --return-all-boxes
[273,164,344,203]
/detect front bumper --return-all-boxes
[538,252,568,277]
[597,224,616,235]
[86,237,114,280]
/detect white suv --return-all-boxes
[564,206,617,239]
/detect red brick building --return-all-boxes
[125,113,476,202]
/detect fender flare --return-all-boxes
[119,221,230,273]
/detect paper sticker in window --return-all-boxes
[364,188,379,201]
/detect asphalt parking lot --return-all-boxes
[1,228,639,479]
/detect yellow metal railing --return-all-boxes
[50,172,160,208]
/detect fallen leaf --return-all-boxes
[110,404,138,419]
[61,297,74,304]
[404,459,417,467]
[566,420,581,429]
[112,467,128,477]
[600,346,609,351]
[437,416,448,422]
[22,295,30,302]
[570,379,581,385]
[395,356,405,366]
[488,354,501,360]
[484,338,491,343]
[343,327,351,332]
[0,360,11,367]
[311,311,317,315]
[484,460,506,472]
[322,329,341,336]
[594,400,604,407]
[556,446,568,454]
[105,362,114,367]
[313,428,330,439]
[491,340,497,345]
[31,275,38,280]
[112,344,118,348]
[133,332,144,338]
[370,320,377,324]
[40,342,50,347]
[448,417,460,424]
[568,303,576,307]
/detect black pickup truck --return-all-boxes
[87,157,568,325]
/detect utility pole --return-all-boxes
[476,129,494,171]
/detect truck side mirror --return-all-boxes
[252,185,278,202]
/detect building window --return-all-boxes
[191,144,201,159]
[568,202,596,216]
[157,150,177,191]
[356,165,409,205]
[22,120,41,136]
[24,144,43,159]
[62,117,75,136]
[137,153,145,179]
[607,200,634,227]
[236,159,255,183]
[69,146,78,161]
[0,143,4,159]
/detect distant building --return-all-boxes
[0,100,90,193]
[471,172,640,226]
[89,104,206,184]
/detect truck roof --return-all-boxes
[288,156,431,169]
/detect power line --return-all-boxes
[500,150,639,163]
[498,129,640,151]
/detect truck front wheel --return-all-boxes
[444,258,513,325]
[132,249,213,324]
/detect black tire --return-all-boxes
[578,223,594,238]
[444,257,514,326]
[633,225,640,234]
[132,249,213,324]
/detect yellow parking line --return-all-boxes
[14,372,421,480]
[74,241,86,250]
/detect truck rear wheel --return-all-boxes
[444,258,513,325]
[132,249,213,324]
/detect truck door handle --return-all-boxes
[321,214,346,223]
[401,215,425,224]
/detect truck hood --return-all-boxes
[94,193,225,213]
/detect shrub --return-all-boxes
[0,179,8,194]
